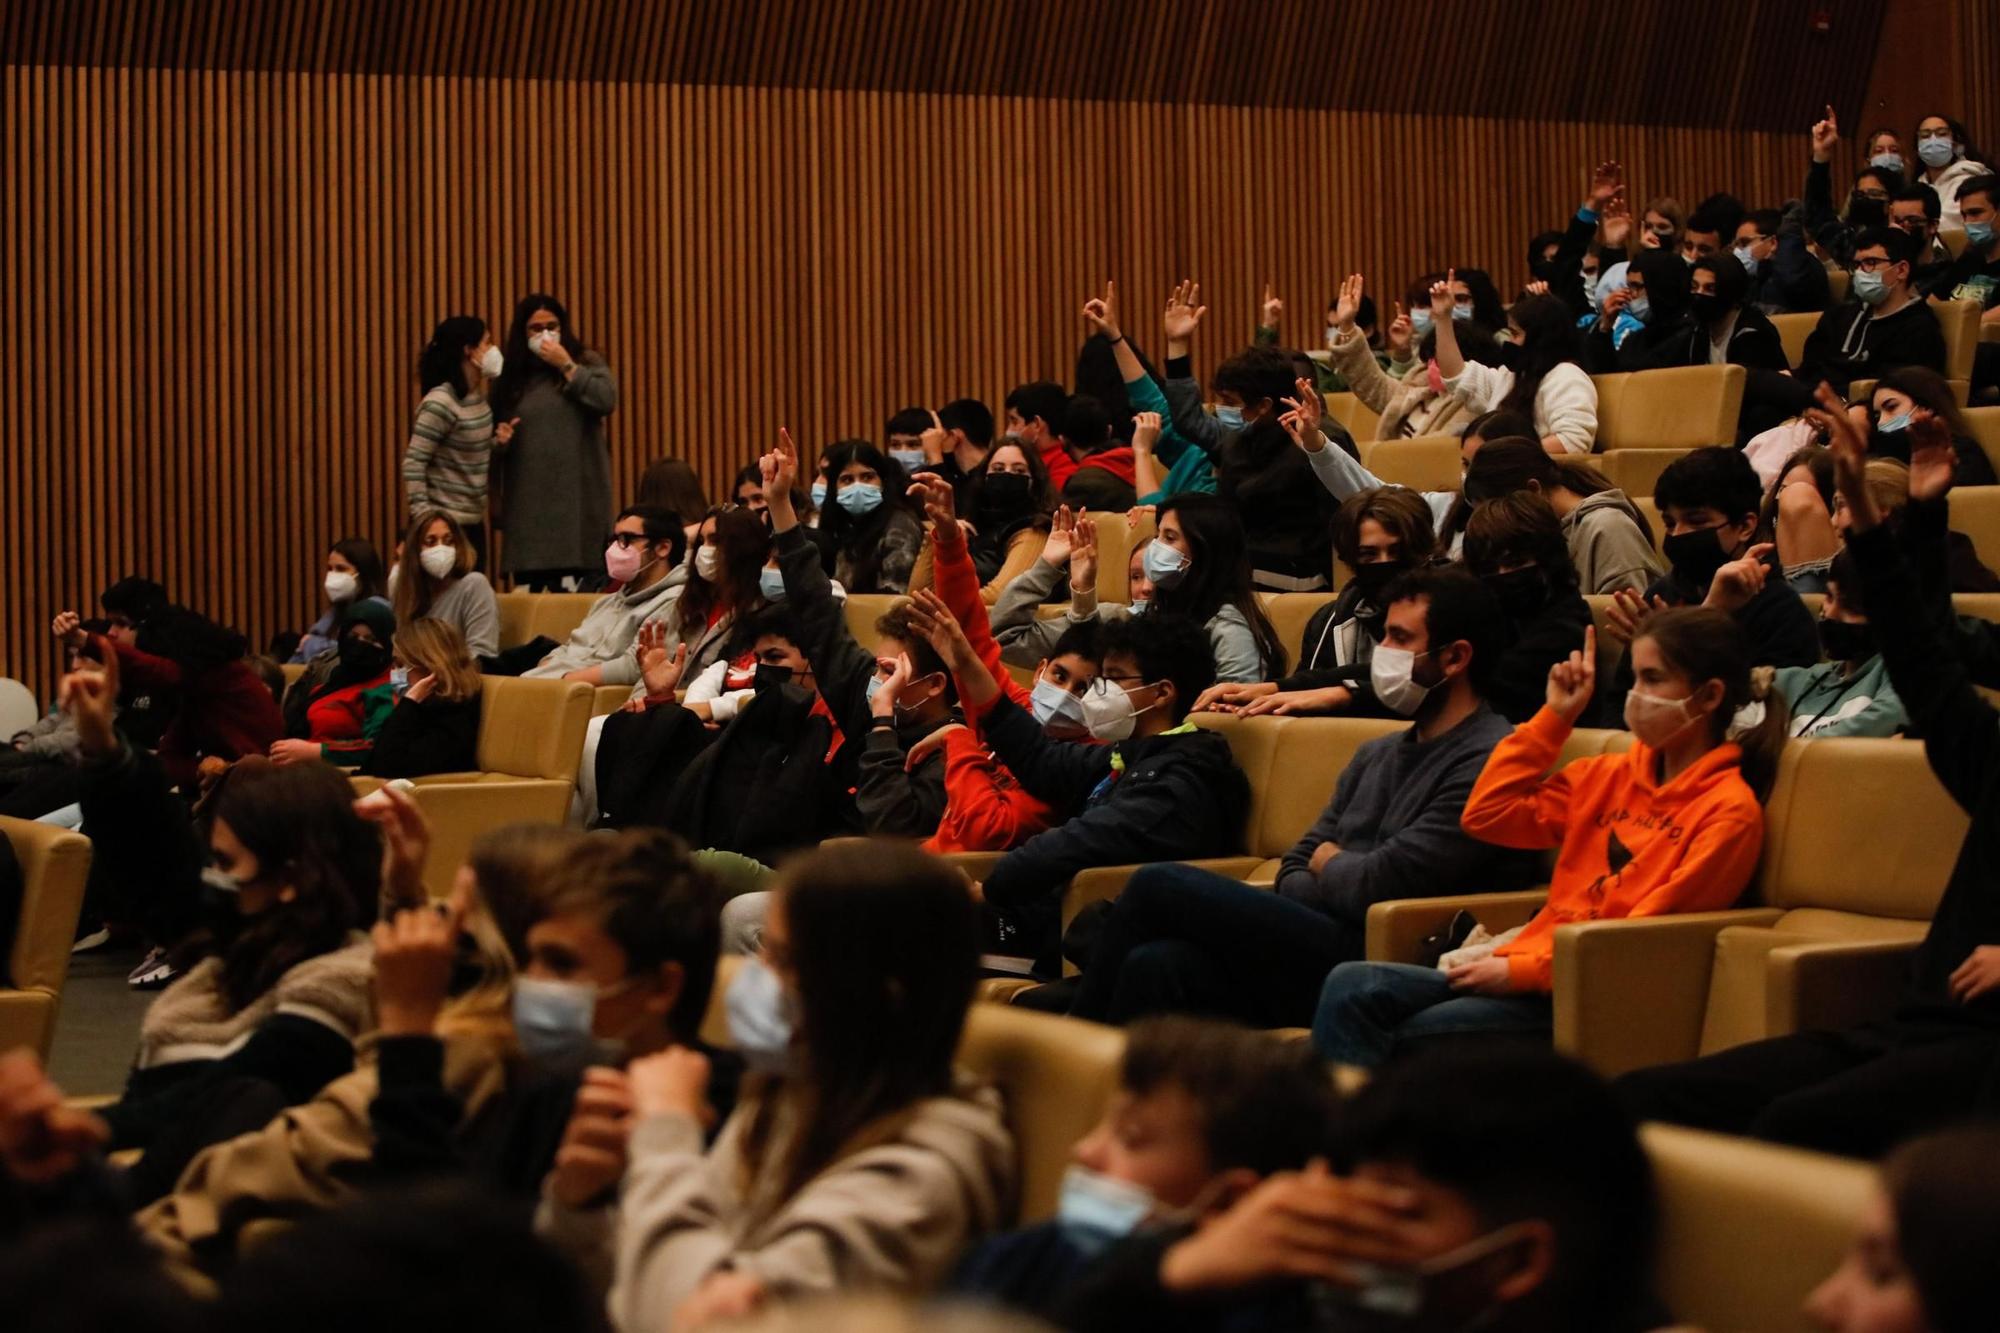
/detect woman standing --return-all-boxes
[492,293,618,590]
[402,315,513,567]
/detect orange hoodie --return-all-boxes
[1460,706,1765,992]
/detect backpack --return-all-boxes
[593,703,717,830]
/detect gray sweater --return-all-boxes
[424,573,502,659]
[989,557,1265,682]
[1274,704,1539,923]
[522,568,686,685]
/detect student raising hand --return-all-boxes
[1331,273,1364,333]
[1806,382,1884,532]
[1545,625,1598,724]
[1906,413,1960,504]
[57,649,120,760]
[1278,377,1326,454]
[371,901,461,1038]
[635,620,689,699]
[904,589,1001,708]
[761,429,802,532]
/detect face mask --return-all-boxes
[1449,303,1474,323]
[477,344,504,378]
[1348,560,1408,603]
[1872,151,1906,175]
[810,479,829,508]
[1079,679,1159,742]
[693,545,721,581]
[1877,410,1912,434]
[1142,539,1191,590]
[1624,686,1703,749]
[1214,405,1247,431]
[752,662,796,691]
[1580,270,1600,305]
[605,540,653,584]
[835,482,884,516]
[1966,220,1997,249]
[725,957,797,1075]
[1128,598,1149,615]
[1732,243,1761,276]
[419,544,458,580]
[1481,567,1548,618]
[978,471,1034,516]
[888,447,927,472]
[527,328,559,354]
[1662,525,1737,587]
[511,976,601,1077]
[1030,676,1087,730]
[1852,269,1890,305]
[1819,617,1874,662]
[1409,308,1434,339]
[323,571,359,603]
[1310,1221,1536,1331]
[1056,1165,1157,1256]
[1326,324,1342,349]
[1690,293,1730,325]
[1918,135,1956,168]
[759,567,787,601]
[389,666,410,693]
[1624,294,1652,324]
[1369,644,1439,717]
[338,636,391,678]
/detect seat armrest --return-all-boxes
[1551,910,1784,1078]
[1062,858,1268,931]
[936,851,1009,886]
[1365,890,1549,964]
[1766,938,1922,1038]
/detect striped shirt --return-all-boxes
[402,384,495,524]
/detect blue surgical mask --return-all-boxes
[865,674,886,706]
[810,479,828,507]
[1409,308,1434,338]
[835,482,884,516]
[1056,1165,1156,1256]
[1732,244,1761,276]
[1128,598,1149,616]
[1142,538,1191,590]
[1449,303,1474,322]
[389,666,410,693]
[1918,135,1956,168]
[889,448,927,472]
[1030,676,1087,730]
[725,957,797,1075]
[759,567,787,601]
[1967,220,1997,249]
[1872,151,1906,175]
[1877,411,1912,433]
[1214,405,1246,431]
[1852,269,1889,305]
[511,977,602,1077]
[1624,294,1652,324]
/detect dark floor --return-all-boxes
[50,945,152,1095]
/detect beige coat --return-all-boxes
[1328,327,1474,441]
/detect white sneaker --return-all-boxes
[70,927,112,954]
[128,947,178,989]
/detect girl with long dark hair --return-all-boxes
[1146,494,1285,682]
[402,315,511,565]
[817,439,924,594]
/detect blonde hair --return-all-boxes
[392,508,474,628]
[435,825,596,1041]
[397,617,481,702]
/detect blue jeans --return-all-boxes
[1311,962,1552,1068]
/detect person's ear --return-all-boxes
[1490,1219,1557,1304]
[1438,638,1474,681]
[1525,478,1543,496]
[1152,679,1177,714]
[641,960,686,1021]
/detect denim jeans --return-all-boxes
[1311,961,1552,1068]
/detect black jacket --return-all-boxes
[980,698,1248,966]
[1587,306,1789,375]
[362,694,481,778]
[1797,299,1948,396]
[1489,590,1592,724]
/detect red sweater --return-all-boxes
[104,636,284,789]
[922,522,1054,855]
[1039,441,1080,490]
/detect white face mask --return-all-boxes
[1078,679,1159,742]
[418,544,458,580]
[323,571,359,603]
[477,344,503,378]
[527,328,556,354]
[1368,645,1437,717]
[693,545,721,581]
[1056,1165,1157,1256]
[1623,687,1703,749]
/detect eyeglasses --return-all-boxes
[1852,255,1901,273]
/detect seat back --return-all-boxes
[1190,714,1409,858]
[1757,738,1962,919]
[403,780,575,898]
[841,594,905,651]
[957,1005,1126,1223]
[474,677,595,780]
[592,685,632,717]
[1581,597,1630,681]
[1954,591,2000,623]
[1596,448,1693,500]
[1828,268,1851,304]
[1595,365,1746,450]
[496,592,534,650]
[1965,406,2000,480]
[1630,496,1667,558]
[1932,297,1981,382]
[1947,486,2000,572]
[1083,511,1133,604]
[1645,1124,1873,1333]
[1261,593,1339,668]
[496,592,601,651]
[1322,391,1382,442]
[0,816,93,1058]
[1359,436,1461,491]
[1770,311,1818,368]
[0,679,38,738]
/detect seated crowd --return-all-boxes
[10,112,2000,1333]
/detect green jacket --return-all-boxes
[1773,654,1907,738]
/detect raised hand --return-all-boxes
[1130,411,1162,457]
[761,428,802,531]
[1331,274,1363,333]
[1041,504,1078,570]
[352,780,433,912]
[1600,195,1633,249]
[1163,279,1208,345]
[1586,159,1624,212]
[372,901,460,1037]
[50,611,85,650]
[1811,103,1840,164]
[1082,280,1122,340]
[1259,281,1284,332]
[904,589,979,675]
[920,408,949,465]
[549,1067,636,1207]
[1428,269,1457,325]
[636,620,689,698]
[1906,413,1958,503]
[1524,279,1551,298]
[909,475,958,530]
[1806,382,1880,531]
[1545,626,1598,723]
[1385,302,1413,356]
[1278,376,1326,454]
[1705,543,1776,612]
[1602,587,1669,645]
[1070,512,1100,594]
[57,651,119,760]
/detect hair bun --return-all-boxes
[1748,665,1776,702]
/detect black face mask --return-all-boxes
[1348,561,1408,603]
[1847,193,1889,228]
[1818,617,1874,662]
[977,471,1035,520]
[337,636,392,679]
[1662,525,1739,588]
[1690,293,1732,324]
[752,663,797,692]
[1481,567,1549,618]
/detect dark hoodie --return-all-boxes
[1487,586,1593,724]
[1586,249,1696,373]
[1213,418,1340,588]
[979,696,1248,970]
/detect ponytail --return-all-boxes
[1728,666,1792,802]
[1636,608,1790,801]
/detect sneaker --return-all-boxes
[70,926,112,954]
[128,946,179,989]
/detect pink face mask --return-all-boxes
[605,540,649,584]
[1426,358,1446,396]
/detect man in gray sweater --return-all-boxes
[1067,567,1542,1029]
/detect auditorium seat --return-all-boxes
[1322,391,1381,442]
[1358,436,1461,491]
[1593,365,1745,452]
[1933,297,1981,384]
[1645,1124,1874,1333]
[592,685,631,717]
[1083,510,1135,604]
[1947,485,2000,569]
[1964,406,2000,478]
[397,781,592,900]
[1596,448,1692,500]
[842,594,903,648]
[1258,592,1339,667]
[1939,226,1969,260]
[1828,268,1851,304]
[495,592,600,652]
[1631,496,1667,559]
[1770,312,1817,368]
[280,662,306,690]
[0,815,92,1059]
[959,1004,1126,1221]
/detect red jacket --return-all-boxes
[1039,441,1080,490]
[105,636,284,789]
[1074,446,1137,484]
[922,522,1054,855]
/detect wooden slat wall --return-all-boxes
[0,65,1820,698]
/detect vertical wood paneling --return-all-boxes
[3,66,1826,696]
